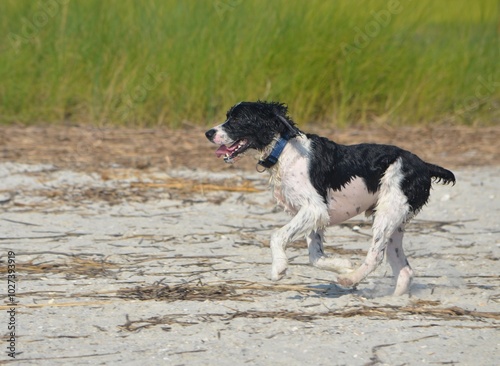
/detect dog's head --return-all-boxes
[205,101,300,163]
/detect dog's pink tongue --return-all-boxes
[215,145,230,158]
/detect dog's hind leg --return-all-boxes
[386,226,414,295]
[336,213,406,290]
[307,230,353,274]
[271,205,329,281]
[337,158,411,292]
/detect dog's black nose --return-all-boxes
[205,129,216,141]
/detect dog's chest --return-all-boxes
[269,140,378,224]
[269,142,319,215]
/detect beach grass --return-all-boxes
[0,0,498,127]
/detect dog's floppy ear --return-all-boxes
[270,102,300,138]
[275,113,299,138]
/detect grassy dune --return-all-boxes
[0,0,499,126]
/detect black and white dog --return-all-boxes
[205,101,455,295]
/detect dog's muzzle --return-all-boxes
[205,128,216,142]
[205,128,250,163]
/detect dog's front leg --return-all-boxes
[270,230,289,281]
[270,205,328,281]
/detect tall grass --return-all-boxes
[0,0,498,127]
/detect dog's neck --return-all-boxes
[263,135,310,211]
[257,131,293,170]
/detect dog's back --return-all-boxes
[306,135,455,215]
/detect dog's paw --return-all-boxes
[271,262,288,281]
[336,274,356,288]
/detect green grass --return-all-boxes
[0,0,499,127]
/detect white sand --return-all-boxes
[0,163,498,365]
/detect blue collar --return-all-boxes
[257,132,292,169]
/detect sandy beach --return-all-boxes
[0,126,499,365]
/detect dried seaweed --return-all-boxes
[118,303,500,332]
[366,335,440,366]
[119,314,196,332]
[116,279,332,303]
[116,279,255,302]
[115,282,500,330]
[14,256,117,278]
[131,179,261,194]
[22,176,261,207]
[326,304,500,321]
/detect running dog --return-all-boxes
[205,101,455,295]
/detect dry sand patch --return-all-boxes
[0,126,498,365]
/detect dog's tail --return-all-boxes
[426,163,456,185]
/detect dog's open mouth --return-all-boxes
[215,139,250,163]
